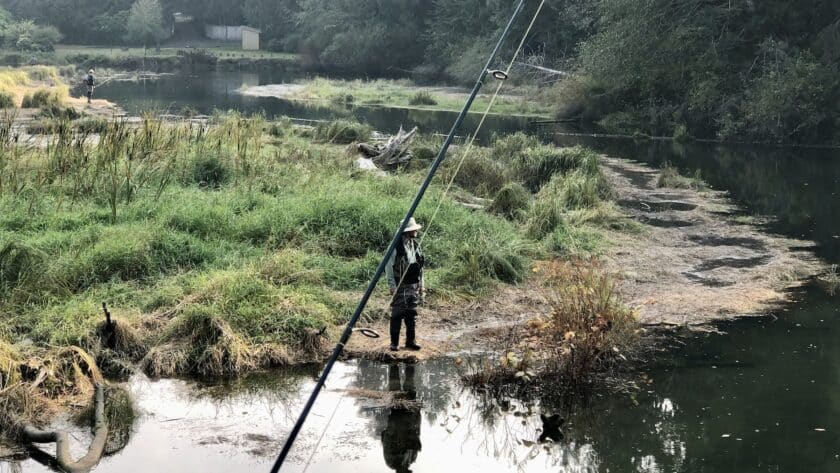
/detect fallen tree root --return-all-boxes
[21,384,108,473]
[358,126,418,170]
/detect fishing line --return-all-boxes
[419,0,547,244]
[269,1,535,471]
[300,391,346,473]
[390,0,547,300]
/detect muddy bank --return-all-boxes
[347,155,824,362]
[345,283,548,362]
[600,157,822,327]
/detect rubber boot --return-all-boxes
[404,309,421,350]
[389,308,401,351]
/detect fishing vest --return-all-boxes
[394,237,424,286]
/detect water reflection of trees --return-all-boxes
[190,366,317,423]
[346,357,685,472]
[350,358,458,435]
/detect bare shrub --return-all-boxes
[538,260,640,384]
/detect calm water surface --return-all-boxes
[5,72,840,473]
[98,70,535,142]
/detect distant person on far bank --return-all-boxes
[385,217,426,352]
[84,69,95,104]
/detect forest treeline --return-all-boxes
[1,0,837,144]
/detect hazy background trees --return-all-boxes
[0,0,835,143]
[125,0,168,51]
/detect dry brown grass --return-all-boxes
[463,259,641,391]
[93,319,147,360]
[141,312,260,377]
[38,346,104,400]
[0,342,105,440]
[537,259,640,383]
[0,67,68,108]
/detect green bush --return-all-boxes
[3,21,62,52]
[736,47,836,143]
[548,222,604,256]
[510,145,600,192]
[21,88,62,109]
[329,93,354,106]
[0,241,48,296]
[190,154,231,188]
[439,150,508,197]
[657,163,706,190]
[525,171,606,238]
[444,233,527,290]
[408,91,438,106]
[0,91,13,108]
[490,132,541,161]
[314,119,372,144]
[59,225,212,291]
[488,182,530,220]
[76,117,108,134]
[673,124,691,143]
[40,104,81,120]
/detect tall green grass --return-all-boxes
[0,115,555,378]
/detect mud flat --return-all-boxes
[347,155,824,359]
[600,157,822,327]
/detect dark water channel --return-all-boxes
[98,70,534,143]
[6,72,840,473]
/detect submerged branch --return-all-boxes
[21,384,108,473]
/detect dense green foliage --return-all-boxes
[563,0,840,143]
[0,7,61,52]
[1,0,833,143]
[125,0,168,49]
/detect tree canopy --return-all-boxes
[0,0,835,143]
[125,0,169,48]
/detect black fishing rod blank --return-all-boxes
[268,1,528,471]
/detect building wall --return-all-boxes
[205,25,243,41]
[242,30,260,50]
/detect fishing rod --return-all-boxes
[268,0,528,471]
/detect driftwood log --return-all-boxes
[21,384,108,473]
[357,126,418,170]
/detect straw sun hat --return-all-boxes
[402,217,422,232]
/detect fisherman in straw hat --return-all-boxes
[84,69,95,104]
[385,217,426,351]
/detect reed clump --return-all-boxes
[657,162,707,190]
[142,312,259,377]
[314,119,372,144]
[538,260,640,383]
[463,260,640,392]
[489,182,531,220]
[21,88,64,109]
[408,91,438,106]
[0,91,12,109]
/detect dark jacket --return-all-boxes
[385,236,424,290]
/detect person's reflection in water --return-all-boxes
[381,362,421,473]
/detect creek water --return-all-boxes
[99,69,535,143]
[5,71,840,473]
